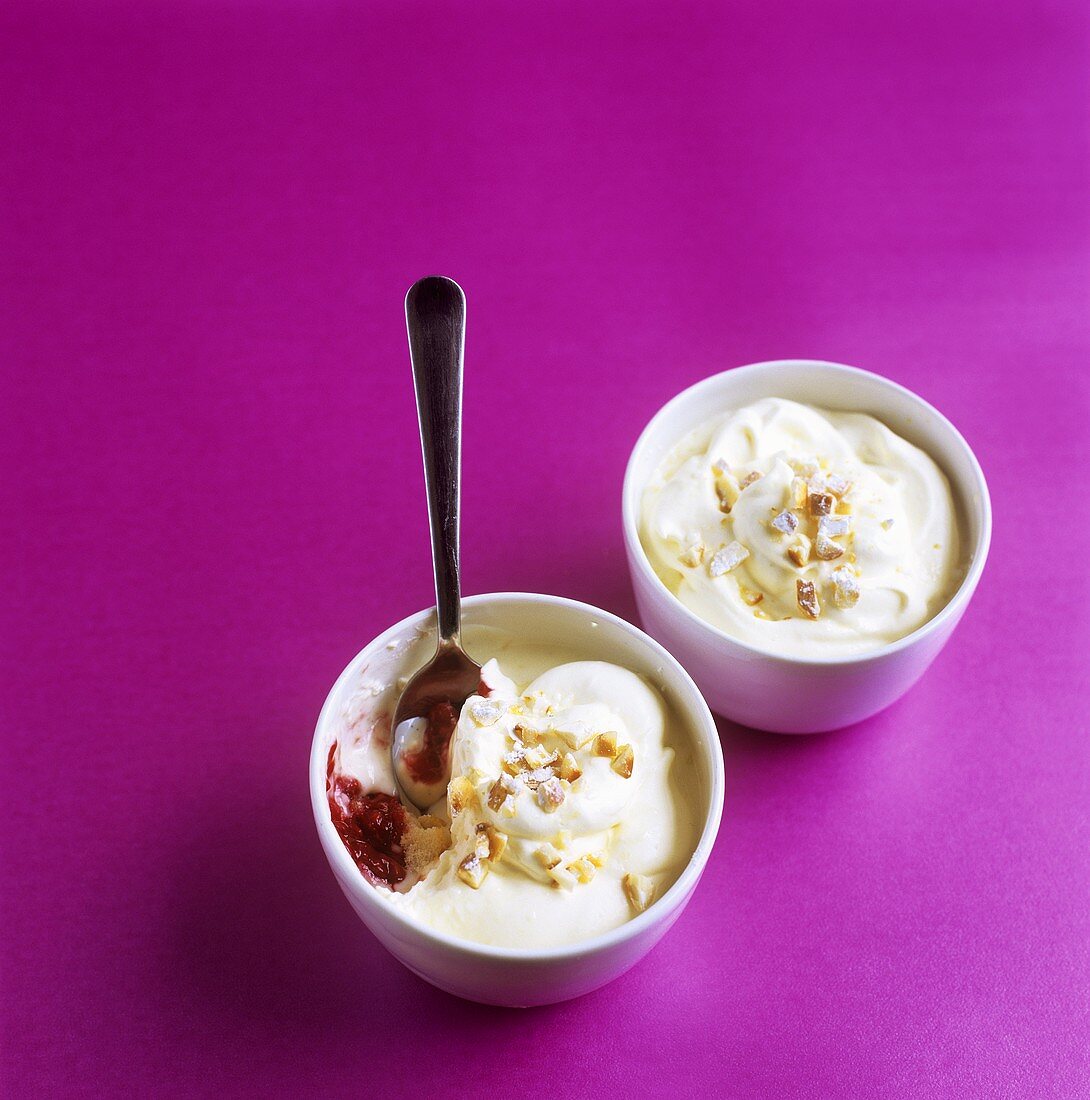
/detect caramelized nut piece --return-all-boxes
[512,723,541,746]
[825,473,851,496]
[809,491,835,517]
[771,510,799,535]
[449,776,477,815]
[501,746,528,776]
[457,852,488,889]
[789,459,819,480]
[611,744,635,779]
[740,586,764,606]
[678,542,706,568]
[831,566,861,609]
[556,752,582,783]
[536,776,565,813]
[568,857,597,884]
[818,514,851,538]
[709,541,749,577]
[623,872,655,913]
[797,579,821,619]
[787,536,811,567]
[592,732,618,758]
[476,822,507,862]
[739,471,762,489]
[534,844,563,871]
[467,697,506,726]
[790,476,809,508]
[712,462,740,513]
[487,774,515,811]
[815,533,845,561]
[587,850,607,868]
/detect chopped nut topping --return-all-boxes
[592,732,618,758]
[881,517,895,530]
[449,776,477,815]
[523,744,557,770]
[487,774,516,811]
[787,536,811,567]
[797,579,821,619]
[790,459,819,480]
[587,851,607,868]
[790,476,809,508]
[476,822,507,862]
[501,746,528,776]
[739,471,762,489]
[808,491,835,517]
[523,765,555,789]
[824,473,851,496]
[467,697,506,726]
[623,872,655,913]
[771,510,799,535]
[815,534,845,561]
[818,514,851,538]
[740,586,764,606]
[568,857,597,884]
[457,852,488,889]
[709,541,749,577]
[473,828,491,861]
[831,566,861,609]
[712,462,740,513]
[534,844,563,871]
[512,723,541,746]
[678,542,706,568]
[536,776,565,813]
[611,744,635,779]
[556,752,582,783]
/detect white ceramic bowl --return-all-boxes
[622,360,991,734]
[310,592,725,1007]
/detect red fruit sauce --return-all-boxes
[326,744,407,887]
[327,678,490,887]
[401,701,458,786]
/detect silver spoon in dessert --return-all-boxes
[391,276,483,810]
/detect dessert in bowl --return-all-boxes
[310,592,724,1006]
[623,360,991,733]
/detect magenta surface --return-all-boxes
[3,1,1088,1095]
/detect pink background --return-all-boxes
[3,1,1088,1095]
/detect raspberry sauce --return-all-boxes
[401,701,458,786]
[326,743,407,887]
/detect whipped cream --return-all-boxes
[640,397,962,656]
[328,650,699,949]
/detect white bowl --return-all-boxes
[310,592,725,1006]
[622,360,992,734]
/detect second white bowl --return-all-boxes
[622,360,992,734]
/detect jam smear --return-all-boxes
[402,701,458,786]
[327,743,408,887]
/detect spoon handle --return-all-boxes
[405,276,467,646]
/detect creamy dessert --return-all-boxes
[640,397,963,656]
[326,643,699,949]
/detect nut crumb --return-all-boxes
[809,491,835,517]
[831,566,861,609]
[771,510,799,535]
[815,533,845,561]
[457,852,488,889]
[611,744,634,779]
[797,579,821,619]
[623,873,655,913]
[709,541,749,577]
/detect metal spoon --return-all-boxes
[392,276,482,810]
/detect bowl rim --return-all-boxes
[310,590,726,963]
[621,359,993,669]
